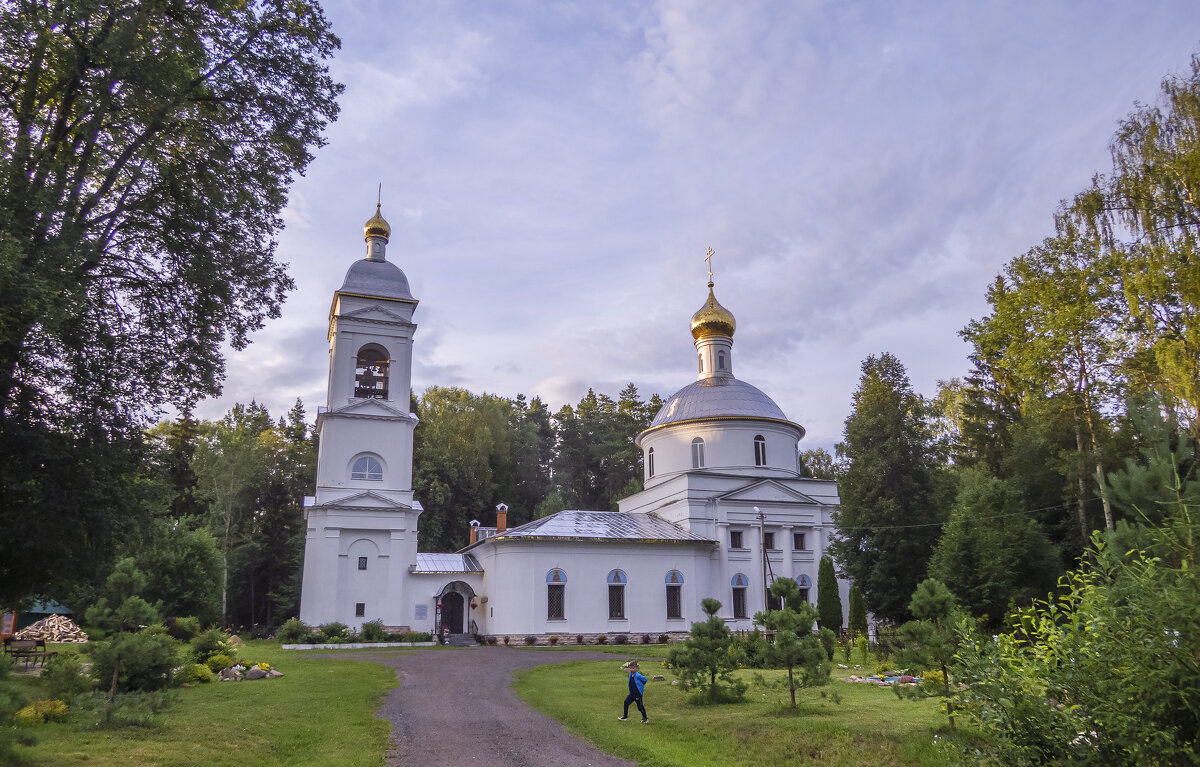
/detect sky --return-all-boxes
[196,0,1200,451]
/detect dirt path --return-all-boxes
[360,646,636,767]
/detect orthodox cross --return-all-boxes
[704,247,715,283]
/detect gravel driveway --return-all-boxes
[363,646,636,767]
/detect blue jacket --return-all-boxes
[628,671,647,696]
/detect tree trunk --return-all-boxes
[1074,428,1090,544]
[942,661,954,729]
[788,665,796,708]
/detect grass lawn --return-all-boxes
[514,658,965,767]
[10,641,399,767]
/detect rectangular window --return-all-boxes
[732,588,747,619]
[666,584,682,619]
[547,584,565,620]
[794,532,807,550]
[763,532,775,550]
[730,530,743,549]
[608,585,625,619]
[357,556,368,570]
[799,589,810,604]
[355,602,365,617]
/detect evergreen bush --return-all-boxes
[190,628,233,662]
[176,663,215,685]
[277,618,308,644]
[88,629,179,693]
[848,586,868,637]
[41,652,94,700]
[816,557,843,632]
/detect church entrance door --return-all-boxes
[441,591,464,633]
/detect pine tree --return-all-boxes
[831,353,945,623]
[848,586,868,638]
[816,556,843,632]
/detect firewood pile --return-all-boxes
[14,615,88,643]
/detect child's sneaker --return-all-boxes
[617,716,627,721]
[641,719,649,724]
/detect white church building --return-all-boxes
[299,207,848,639]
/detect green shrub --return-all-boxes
[204,653,234,673]
[164,616,202,640]
[42,652,95,699]
[15,699,68,726]
[658,634,670,644]
[318,622,349,640]
[360,619,387,642]
[71,690,176,730]
[524,635,537,645]
[190,628,233,662]
[613,634,628,645]
[548,635,560,645]
[176,663,214,685]
[88,629,179,693]
[596,634,607,645]
[278,617,308,643]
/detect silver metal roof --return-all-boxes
[495,510,713,543]
[412,553,483,573]
[648,377,792,428]
[339,257,414,301]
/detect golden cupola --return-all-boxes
[690,281,736,340]
[363,203,391,242]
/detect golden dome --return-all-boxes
[363,203,391,242]
[690,282,736,340]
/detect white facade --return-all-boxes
[299,211,846,636]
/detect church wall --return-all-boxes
[470,540,716,638]
[639,420,803,487]
[315,416,415,499]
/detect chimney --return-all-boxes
[469,519,480,546]
[496,503,509,534]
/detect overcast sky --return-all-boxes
[196,0,1199,451]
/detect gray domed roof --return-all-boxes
[647,377,795,429]
[339,258,413,301]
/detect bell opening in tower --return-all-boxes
[354,344,390,399]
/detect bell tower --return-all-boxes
[299,203,424,630]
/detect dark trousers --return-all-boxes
[623,692,646,719]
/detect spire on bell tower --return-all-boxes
[364,188,391,261]
[690,248,736,379]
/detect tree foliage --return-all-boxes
[847,585,868,638]
[753,578,831,708]
[667,598,747,704]
[816,556,842,632]
[832,352,945,623]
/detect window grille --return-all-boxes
[730,530,743,548]
[666,584,682,619]
[358,557,368,570]
[763,532,775,550]
[608,585,625,619]
[355,602,365,617]
[547,584,565,620]
[794,532,806,550]
[732,589,746,618]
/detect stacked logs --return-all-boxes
[15,615,88,643]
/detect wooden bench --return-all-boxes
[2,637,56,671]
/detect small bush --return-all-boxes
[486,636,497,645]
[190,628,233,662]
[205,653,234,673]
[641,634,651,644]
[88,630,179,693]
[614,634,628,645]
[548,635,560,646]
[360,619,388,642]
[503,636,510,646]
[576,634,584,645]
[318,622,349,640]
[42,652,94,699]
[176,663,214,685]
[72,690,176,730]
[163,616,202,641]
[302,632,325,644]
[658,634,670,644]
[15,699,68,726]
[277,618,308,644]
[524,635,537,646]
[597,634,608,645]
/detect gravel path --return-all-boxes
[361,646,637,767]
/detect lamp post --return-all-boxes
[755,506,769,612]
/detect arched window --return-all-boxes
[354,344,390,399]
[797,574,812,603]
[607,569,627,619]
[731,573,749,619]
[546,569,566,620]
[718,350,726,370]
[665,570,683,619]
[754,435,767,466]
[691,437,705,469]
[350,455,383,481]
[647,447,655,478]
